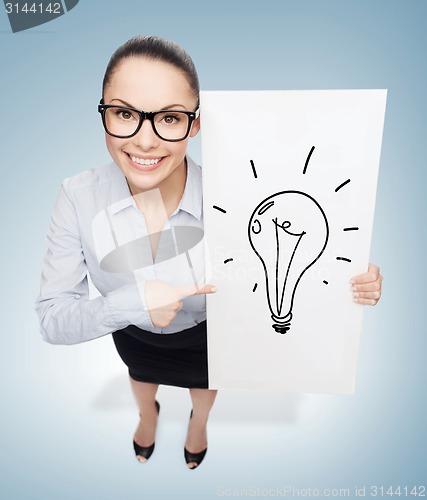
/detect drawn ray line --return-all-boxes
[250,159,257,179]
[303,146,315,175]
[336,257,352,263]
[323,280,329,285]
[343,226,359,231]
[213,205,227,214]
[224,258,233,264]
[252,283,258,292]
[335,179,351,192]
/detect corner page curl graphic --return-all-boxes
[248,191,329,334]
[5,0,79,33]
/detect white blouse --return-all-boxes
[35,157,206,345]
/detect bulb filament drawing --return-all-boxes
[248,191,329,334]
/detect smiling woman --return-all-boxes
[34,34,383,472]
[35,35,216,470]
[101,56,200,199]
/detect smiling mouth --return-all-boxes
[125,153,164,166]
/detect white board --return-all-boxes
[201,89,387,394]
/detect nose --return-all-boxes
[132,117,159,150]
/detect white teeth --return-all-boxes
[130,156,161,166]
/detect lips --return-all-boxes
[125,152,165,171]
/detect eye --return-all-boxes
[108,107,138,122]
[117,110,134,121]
[158,113,182,125]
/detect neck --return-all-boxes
[131,157,187,218]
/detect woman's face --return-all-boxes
[103,57,200,196]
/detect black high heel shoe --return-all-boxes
[184,410,208,469]
[133,400,160,462]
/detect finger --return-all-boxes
[350,271,378,284]
[147,280,217,308]
[351,279,382,293]
[350,263,381,285]
[194,284,217,296]
[353,296,379,306]
[352,290,381,301]
[176,283,217,300]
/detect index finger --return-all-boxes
[176,283,217,300]
[194,284,217,295]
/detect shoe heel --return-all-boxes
[184,409,207,469]
[133,400,160,462]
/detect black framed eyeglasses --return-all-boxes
[98,101,199,142]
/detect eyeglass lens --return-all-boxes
[104,107,191,140]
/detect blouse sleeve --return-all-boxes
[34,181,153,345]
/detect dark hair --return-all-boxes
[102,35,199,103]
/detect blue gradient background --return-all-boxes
[1,1,426,498]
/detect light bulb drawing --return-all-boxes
[246,147,357,334]
[248,191,329,334]
[212,146,357,336]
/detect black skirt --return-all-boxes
[112,321,208,389]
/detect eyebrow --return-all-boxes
[109,98,187,111]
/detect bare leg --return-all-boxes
[129,377,160,463]
[185,388,217,468]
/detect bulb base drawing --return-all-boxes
[271,312,293,334]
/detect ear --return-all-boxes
[189,115,201,138]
